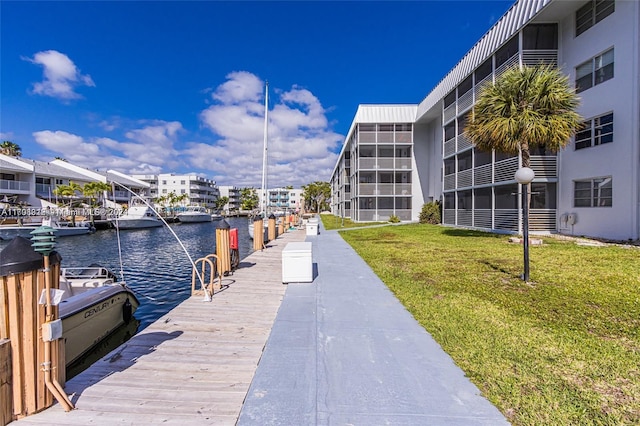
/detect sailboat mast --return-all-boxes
[261,82,268,214]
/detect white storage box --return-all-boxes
[306,223,318,236]
[282,242,313,283]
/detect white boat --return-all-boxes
[59,265,139,366]
[0,216,94,240]
[110,205,162,229]
[177,206,212,223]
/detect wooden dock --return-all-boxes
[11,229,306,425]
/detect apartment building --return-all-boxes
[0,154,148,207]
[143,173,220,209]
[331,0,639,241]
[218,185,241,214]
[263,187,303,214]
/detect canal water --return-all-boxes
[0,217,254,377]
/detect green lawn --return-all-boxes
[337,223,639,425]
[320,214,386,230]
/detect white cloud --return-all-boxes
[193,72,342,187]
[24,50,95,100]
[32,120,184,173]
[0,132,14,141]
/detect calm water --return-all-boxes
[0,217,254,377]
[0,217,254,331]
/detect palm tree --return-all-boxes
[82,181,111,223]
[465,64,583,168]
[53,181,82,205]
[82,181,111,206]
[0,141,22,157]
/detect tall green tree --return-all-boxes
[214,196,229,211]
[0,141,22,157]
[82,181,111,207]
[53,181,82,205]
[240,187,259,211]
[302,181,331,213]
[465,64,582,168]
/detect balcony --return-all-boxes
[0,179,30,193]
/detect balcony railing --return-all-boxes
[0,179,30,192]
[522,49,558,67]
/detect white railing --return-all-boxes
[530,210,556,231]
[377,184,394,196]
[444,174,456,191]
[494,209,518,231]
[457,210,473,227]
[474,74,493,99]
[0,179,30,191]
[359,158,376,169]
[473,210,492,229]
[358,183,376,195]
[457,90,474,113]
[443,104,456,124]
[474,164,492,186]
[395,158,412,170]
[395,184,411,195]
[358,132,376,143]
[395,132,412,143]
[457,169,473,188]
[494,157,519,182]
[495,53,519,78]
[377,132,393,143]
[377,158,395,169]
[522,49,557,66]
[444,138,456,157]
[457,134,473,151]
[530,156,557,178]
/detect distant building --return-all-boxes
[265,187,303,214]
[133,173,220,209]
[331,0,639,241]
[218,185,241,214]
[0,154,148,207]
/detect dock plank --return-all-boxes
[11,229,305,425]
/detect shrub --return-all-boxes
[389,215,401,223]
[419,201,441,224]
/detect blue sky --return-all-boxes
[1,0,513,188]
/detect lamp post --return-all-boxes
[514,167,535,282]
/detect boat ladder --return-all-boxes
[191,254,222,298]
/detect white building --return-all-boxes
[265,187,303,214]
[0,154,148,207]
[331,0,639,242]
[218,185,241,214]
[133,173,219,209]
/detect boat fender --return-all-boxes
[123,298,133,323]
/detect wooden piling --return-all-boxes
[215,222,231,276]
[253,218,264,251]
[1,339,12,426]
[0,239,65,420]
[268,215,276,241]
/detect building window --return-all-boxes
[576,48,614,93]
[495,36,519,68]
[574,177,612,207]
[576,0,615,37]
[575,112,613,150]
[444,90,456,109]
[523,23,558,50]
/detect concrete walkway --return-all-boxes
[238,221,509,425]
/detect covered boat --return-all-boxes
[59,265,139,366]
